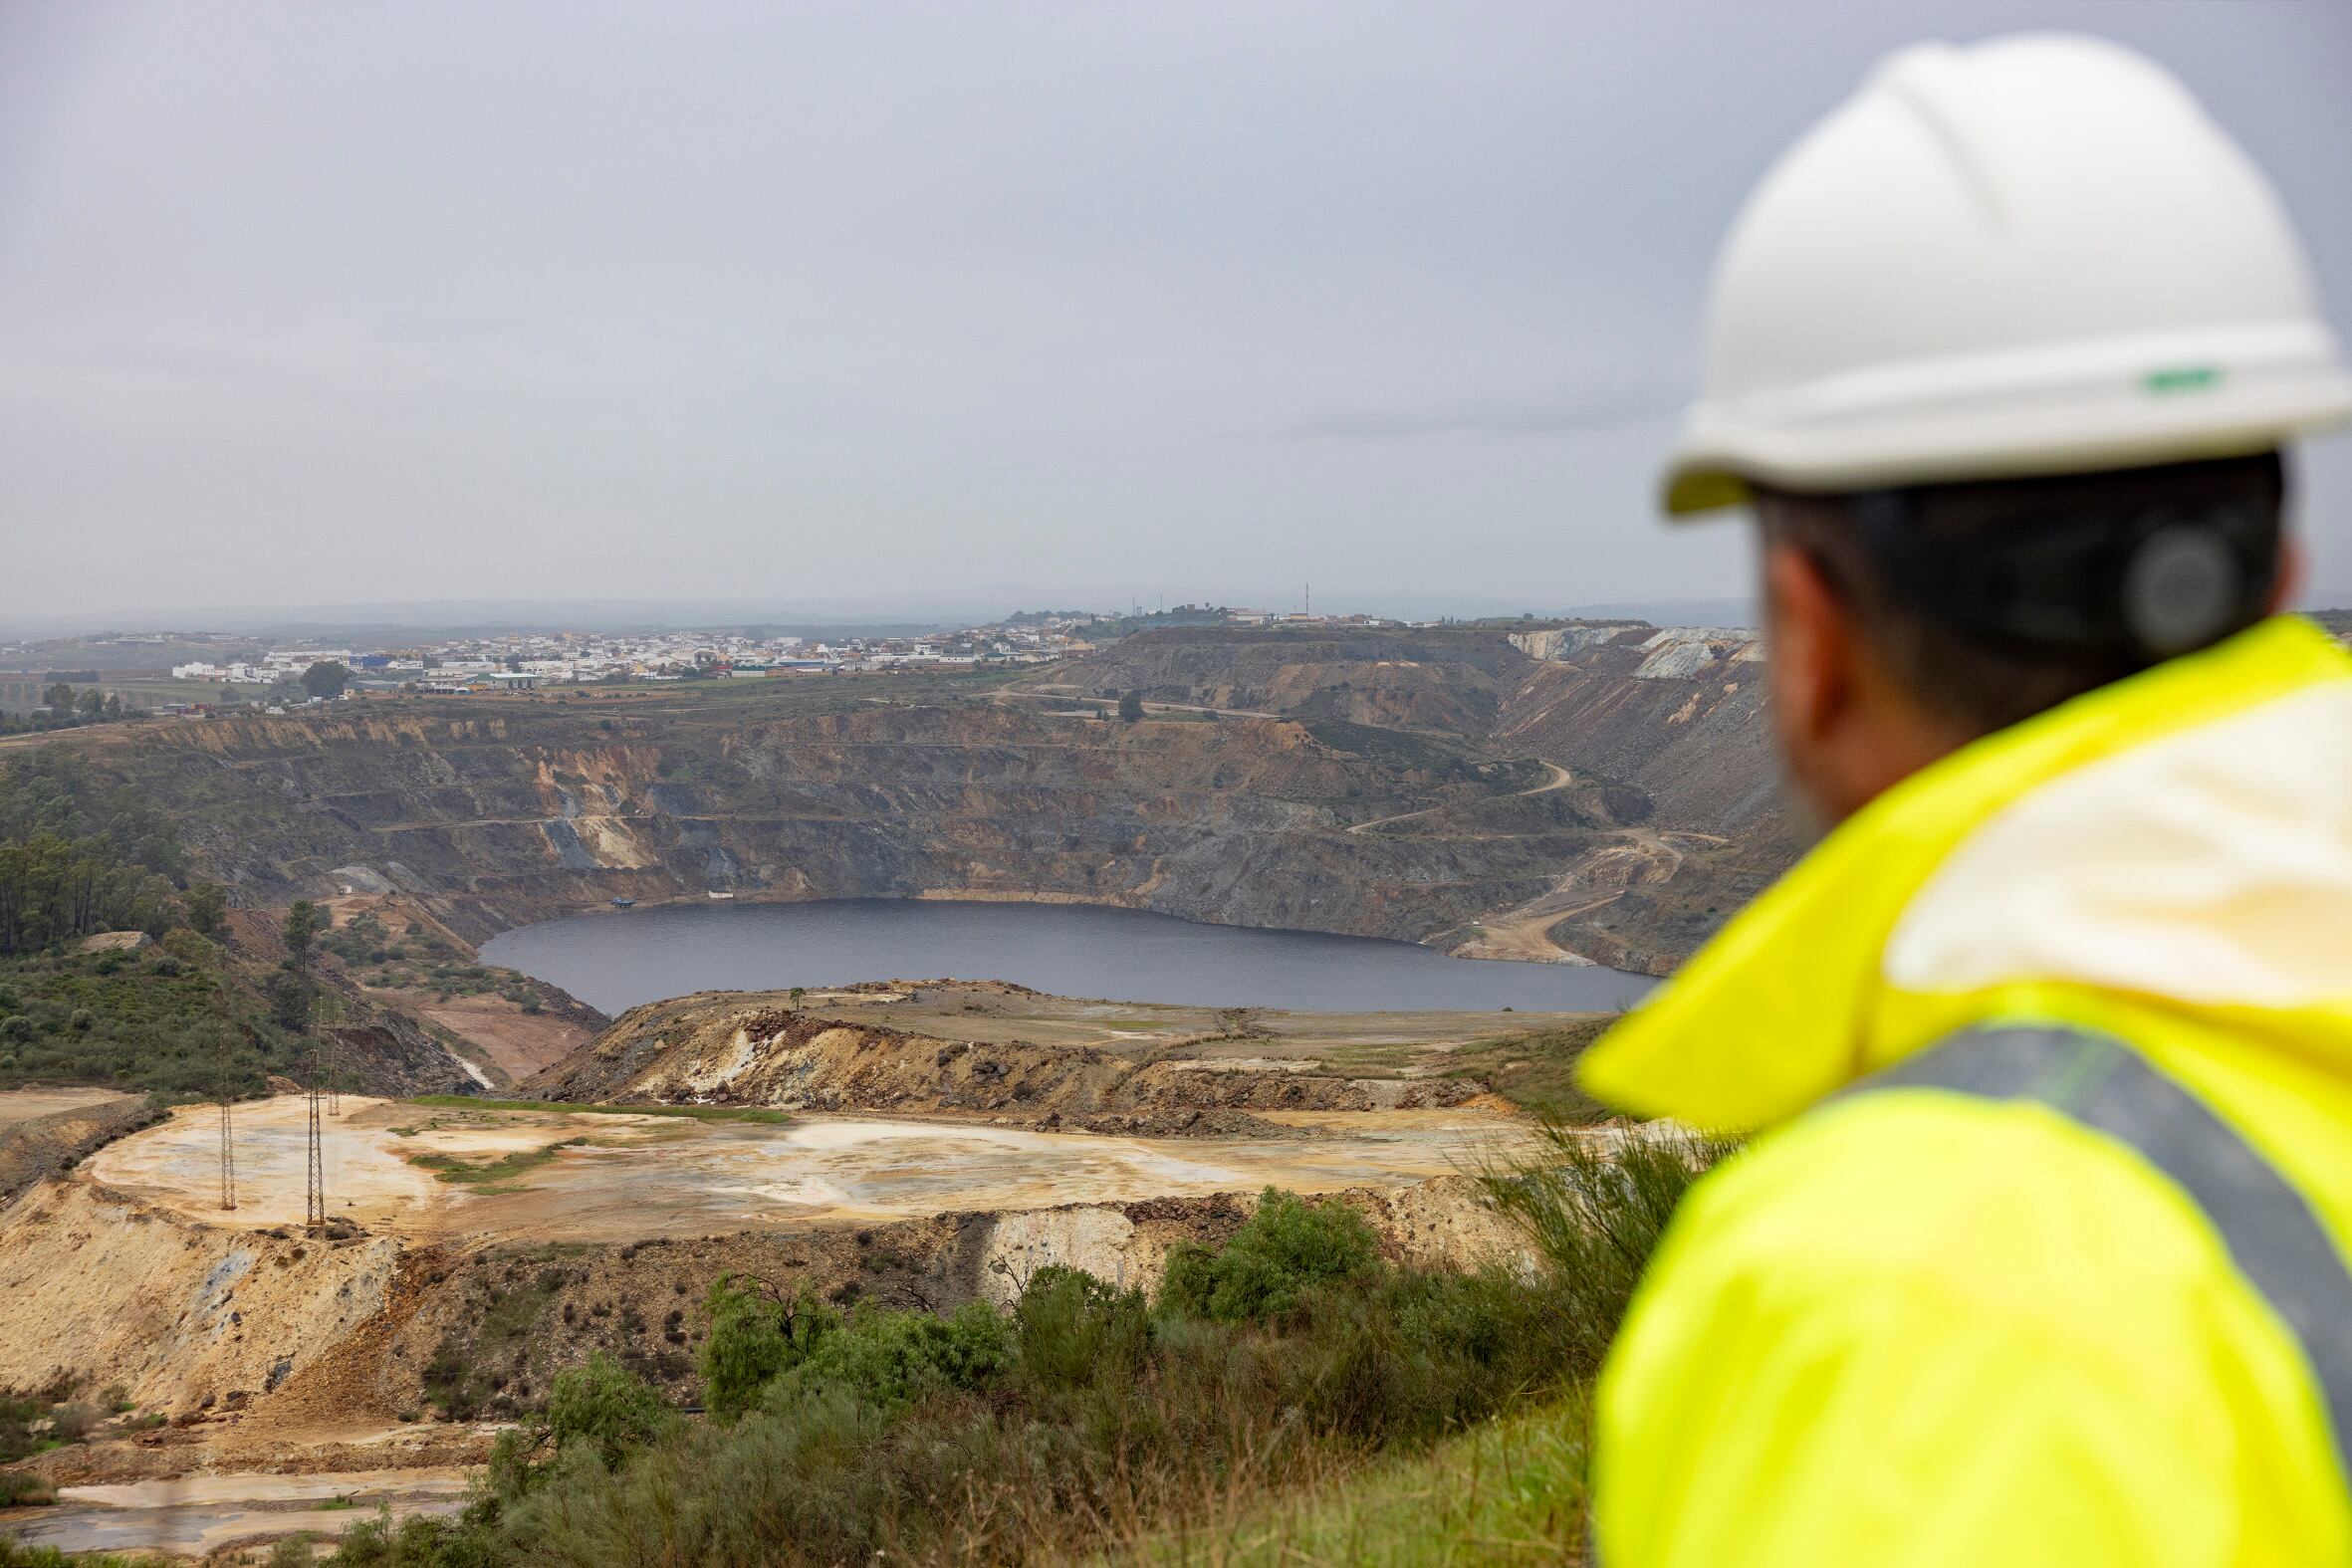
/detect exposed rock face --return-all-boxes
[530,994,1484,1131]
[325,1015,488,1098]
[0,1172,1522,1455]
[1067,622,1780,838]
[1054,625,1538,734]
[77,931,156,955]
[0,1176,1523,1467]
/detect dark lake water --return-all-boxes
[480,899,1657,1016]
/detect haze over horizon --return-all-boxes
[5,1,2350,623]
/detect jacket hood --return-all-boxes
[1577,614,2352,1132]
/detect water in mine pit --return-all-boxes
[84,1097,1531,1243]
[481,897,1659,1015]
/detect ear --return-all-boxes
[2267,536,2304,614]
[1763,539,1857,751]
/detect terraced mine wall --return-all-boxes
[48,694,1616,946]
[1056,622,1806,970]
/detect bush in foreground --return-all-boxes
[1159,1187,1379,1321]
[331,1158,1719,1568]
[1478,1120,1736,1374]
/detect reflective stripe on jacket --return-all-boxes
[1576,615,2352,1565]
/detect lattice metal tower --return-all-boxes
[215,1028,238,1213]
[317,991,344,1117]
[304,1010,328,1235]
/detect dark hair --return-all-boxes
[1756,452,2285,736]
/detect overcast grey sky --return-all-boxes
[3,1,2349,625]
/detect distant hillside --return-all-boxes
[1050,622,1784,819]
[1042,621,1800,967]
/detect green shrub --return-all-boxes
[1013,1264,1152,1394]
[159,927,220,968]
[764,1298,1010,1414]
[48,1400,99,1443]
[182,882,227,939]
[1159,1188,1380,1322]
[543,1351,672,1470]
[471,1350,675,1512]
[698,1276,839,1420]
[498,1389,897,1567]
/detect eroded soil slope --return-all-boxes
[534,990,1488,1134]
[0,1089,158,1207]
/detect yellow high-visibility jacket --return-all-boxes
[1578,614,2352,1565]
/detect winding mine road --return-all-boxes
[1346,761,1574,835]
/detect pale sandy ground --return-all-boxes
[85,1095,1536,1245]
[0,1086,135,1127]
[2,1466,472,1556]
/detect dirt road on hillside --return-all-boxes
[1454,825,1724,964]
[1347,761,1573,835]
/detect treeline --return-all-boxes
[0,750,308,1097]
[0,839,178,956]
[0,683,140,738]
[0,753,188,956]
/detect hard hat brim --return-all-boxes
[1661,330,2352,517]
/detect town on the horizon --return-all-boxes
[0,601,1497,730]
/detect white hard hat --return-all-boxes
[1665,33,2352,516]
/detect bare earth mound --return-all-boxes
[532,990,1489,1135]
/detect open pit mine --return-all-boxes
[0,620,1773,1556]
[39,620,1795,978]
